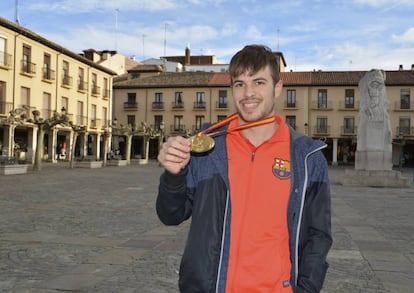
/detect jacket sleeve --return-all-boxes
[296,153,332,293]
[156,167,194,225]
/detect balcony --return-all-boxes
[124,102,138,110]
[152,101,164,110]
[338,101,359,110]
[101,119,110,129]
[90,118,101,129]
[170,124,186,134]
[76,115,87,125]
[0,101,13,116]
[340,126,357,136]
[193,101,206,110]
[394,102,414,112]
[311,101,333,110]
[77,80,88,93]
[283,100,298,109]
[42,68,55,83]
[312,126,331,136]
[216,101,228,109]
[172,101,184,109]
[20,60,36,76]
[61,75,73,88]
[0,51,13,69]
[41,109,54,119]
[396,126,414,137]
[102,88,110,100]
[91,85,101,96]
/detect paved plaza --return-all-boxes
[0,161,413,293]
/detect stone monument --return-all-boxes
[340,69,411,187]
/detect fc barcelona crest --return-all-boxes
[272,158,291,179]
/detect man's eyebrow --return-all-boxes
[253,77,268,82]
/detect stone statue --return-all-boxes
[356,69,392,171]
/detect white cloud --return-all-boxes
[392,27,414,43]
[352,0,414,9]
[27,0,178,13]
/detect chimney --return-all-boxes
[399,64,403,70]
[185,45,191,65]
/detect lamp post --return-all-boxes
[398,132,406,171]
[111,118,118,158]
[159,121,165,153]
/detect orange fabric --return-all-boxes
[226,115,293,293]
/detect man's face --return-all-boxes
[231,65,282,122]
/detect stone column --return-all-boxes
[332,138,338,166]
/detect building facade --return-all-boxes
[113,68,414,166]
[0,17,116,164]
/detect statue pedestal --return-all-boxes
[339,169,412,188]
[355,150,393,171]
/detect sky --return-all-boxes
[1,0,414,72]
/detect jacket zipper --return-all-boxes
[293,144,327,286]
[215,190,230,293]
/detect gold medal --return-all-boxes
[189,135,215,153]
[189,113,277,153]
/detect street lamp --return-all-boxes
[398,132,406,171]
[159,120,165,151]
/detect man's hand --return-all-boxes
[158,136,191,174]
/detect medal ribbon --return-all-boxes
[197,113,276,137]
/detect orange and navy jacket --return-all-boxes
[156,124,332,293]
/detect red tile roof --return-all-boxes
[114,69,414,88]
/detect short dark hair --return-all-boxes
[229,44,280,85]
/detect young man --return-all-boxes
[157,45,332,293]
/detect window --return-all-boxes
[217,115,227,122]
[343,117,355,134]
[174,115,184,131]
[0,81,6,114]
[195,92,206,108]
[62,61,70,85]
[152,93,163,109]
[91,104,97,127]
[127,115,136,129]
[43,53,52,80]
[175,92,183,103]
[174,92,184,108]
[103,77,109,97]
[154,115,163,130]
[22,44,32,73]
[285,116,296,129]
[345,89,355,108]
[61,97,69,113]
[399,117,411,135]
[78,67,85,90]
[102,107,108,128]
[155,92,163,103]
[91,73,99,95]
[0,36,6,66]
[20,87,30,108]
[316,117,328,133]
[42,92,51,118]
[218,90,227,108]
[195,115,205,131]
[287,90,296,107]
[125,93,137,108]
[127,93,136,103]
[400,89,410,109]
[318,89,327,109]
[77,101,84,125]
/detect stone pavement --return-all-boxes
[0,162,413,293]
